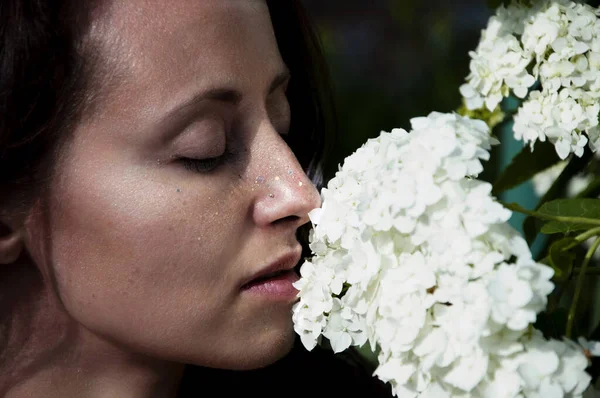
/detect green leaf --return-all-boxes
[492,141,561,195]
[524,216,543,245]
[547,237,577,282]
[523,148,595,249]
[541,221,595,234]
[538,198,600,234]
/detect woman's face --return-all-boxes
[25,0,321,369]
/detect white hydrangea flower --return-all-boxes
[292,111,597,396]
[488,263,537,331]
[462,0,600,159]
[460,3,534,112]
[477,367,524,398]
[579,337,600,357]
[322,296,369,353]
[521,2,563,58]
[517,331,593,397]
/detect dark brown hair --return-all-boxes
[0,1,101,214]
[267,0,337,190]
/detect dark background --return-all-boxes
[301,0,492,179]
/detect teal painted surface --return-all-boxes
[498,119,546,258]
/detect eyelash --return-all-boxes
[177,131,290,174]
[179,148,238,173]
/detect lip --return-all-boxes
[240,247,303,297]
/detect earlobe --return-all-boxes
[0,226,24,264]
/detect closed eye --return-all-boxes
[179,157,222,173]
[177,148,237,173]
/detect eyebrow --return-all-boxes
[161,69,291,126]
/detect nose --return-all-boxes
[251,132,322,230]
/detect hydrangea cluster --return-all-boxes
[460,0,600,160]
[292,112,597,397]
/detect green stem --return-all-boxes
[538,227,600,271]
[560,227,600,253]
[566,236,600,339]
[572,227,600,246]
[501,202,600,227]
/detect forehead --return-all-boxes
[87,0,284,118]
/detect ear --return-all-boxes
[0,221,24,264]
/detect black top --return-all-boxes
[177,338,394,397]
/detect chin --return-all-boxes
[231,329,296,370]
[184,326,296,371]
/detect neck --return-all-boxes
[4,351,185,398]
[0,264,185,398]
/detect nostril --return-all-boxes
[272,215,299,226]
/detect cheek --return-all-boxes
[43,153,241,337]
